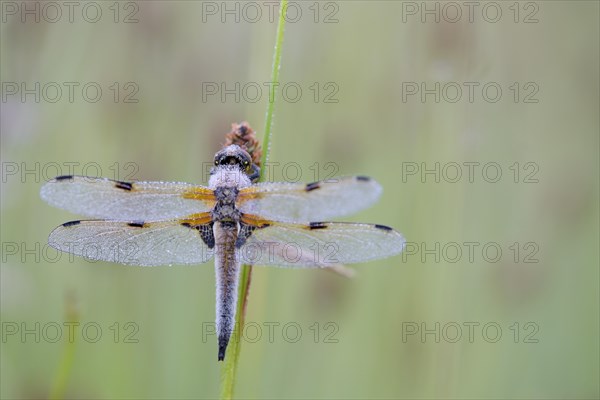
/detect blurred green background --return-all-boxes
[1,1,598,399]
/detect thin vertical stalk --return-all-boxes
[259,0,288,179]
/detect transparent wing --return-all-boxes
[40,175,215,221]
[239,217,405,268]
[237,176,382,223]
[48,219,215,266]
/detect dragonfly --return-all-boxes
[41,144,406,361]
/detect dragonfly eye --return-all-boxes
[217,156,244,166]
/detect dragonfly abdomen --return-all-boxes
[213,221,242,361]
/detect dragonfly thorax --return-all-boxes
[208,166,252,189]
[212,186,241,223]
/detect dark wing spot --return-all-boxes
[182,222,214,248]
[305,182,320,192]
[127,221,145,228]
[55,175,74,181]
[356,176,371,182]
[235,223,255,248]
[374,224,393,231]
[197,223,215,248]
[115,181,133,191]
[62,220,81,227]
[309,222,328,230]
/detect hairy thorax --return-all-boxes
[209,167,250,225]
[208,167,251,190]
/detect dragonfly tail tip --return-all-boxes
[218,335,229,361]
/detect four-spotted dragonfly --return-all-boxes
[41,144,405,360]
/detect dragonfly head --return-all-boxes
[214,145,255,175]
